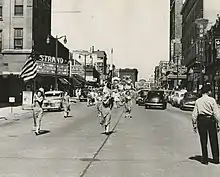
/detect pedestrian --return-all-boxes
[100,82,113,134]
[63,91,70,118]
[123,90,133,119]
[192,84,220,165]
[33,87,45,135]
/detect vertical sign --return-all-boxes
[215,39,220,59]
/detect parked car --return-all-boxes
[172,90,187,107]
[180,92,199,110]
[136,89,149,106]
[145,90,167,109]
[42,91,64,111]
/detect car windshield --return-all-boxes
[45,93,62,97]
[148,91,163,98]
[185,93,198,99]
[140,90,148,96]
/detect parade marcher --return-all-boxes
[33,87,44,135]
[63,91,71,118]
[123,90,133,119]
[192,84,220,165]
[114,90,121,108]
[100,82,113,134]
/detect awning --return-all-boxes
[58,78,71,85]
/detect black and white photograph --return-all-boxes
[1,0,220,176]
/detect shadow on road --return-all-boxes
[38,130,50,135]
[189,155,217,164]
[101,130,117,135]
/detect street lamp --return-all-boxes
[46,35,67,90]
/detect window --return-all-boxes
[0,30,2,52]
[14,28,23,49]
[14,0,23,16]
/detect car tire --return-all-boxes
[145,105,148,109]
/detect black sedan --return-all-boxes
[145,90,167,109]
[136,89,149,106]
[179,92,199,110]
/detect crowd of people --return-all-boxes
[31,79,135,136]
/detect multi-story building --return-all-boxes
[154,66,160,87]
[119,68,138,85]
[71,50,100,85]
[0,0,69,103]
[170,0,183,64]
[181,0,220,91]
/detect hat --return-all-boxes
[38,88,44,93]
[201,84,212,94]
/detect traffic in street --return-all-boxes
[0,98,219,176]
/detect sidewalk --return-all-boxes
[0,97,78,122]
[0,106,33,121]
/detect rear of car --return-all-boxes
[136,89,149,106]
[145,90,167,109]
[42,91,64,111]
[180,92,198,110]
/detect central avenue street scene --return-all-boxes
[1,0,220,176]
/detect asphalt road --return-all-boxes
[0,102,220,177]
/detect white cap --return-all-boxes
[39,88,44,93]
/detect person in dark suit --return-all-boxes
[192,84,220,165]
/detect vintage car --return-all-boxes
[180,92,199,110]
[42,91,64,111]
[145,90,167,109]
[136,89,149,106]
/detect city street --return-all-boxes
[0,102,219,177]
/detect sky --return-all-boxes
[51,0,169,80]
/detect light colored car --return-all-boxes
[172,90,187,107]
[42,91,64,111]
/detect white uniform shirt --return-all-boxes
[192,94,220,125]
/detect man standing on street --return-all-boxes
[192,84,220,165]
[33,88,44,135]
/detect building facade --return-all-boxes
[181,0,220,91]
[0,0,70,103]
[119,68,138,85]
[170,0,183,64]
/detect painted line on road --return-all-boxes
[79,109,124,177]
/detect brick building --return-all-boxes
[181,0,220,91]
[170,0,183,64]
[0,0,69,103]
[119,68,138,85]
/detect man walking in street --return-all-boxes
[33,88,45,135]
[192,84,220,165]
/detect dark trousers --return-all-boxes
[197,116,219,162]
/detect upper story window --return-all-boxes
[14,0,23,16]
[14,28,23,49]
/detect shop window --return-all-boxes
[14,0,23,16]
[14,28,23,49]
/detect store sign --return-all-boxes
[38,55,64,64]
[37,61,68,76]
[71,65,84,77]
[215,39,220,59]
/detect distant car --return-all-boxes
[172,90,187,107]
[79,88,89,102]
[42,91,64,111]
[180,92,199,110]
[145,90,167,109]
[136,89,149,105]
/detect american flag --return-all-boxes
[19,55,38,82]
